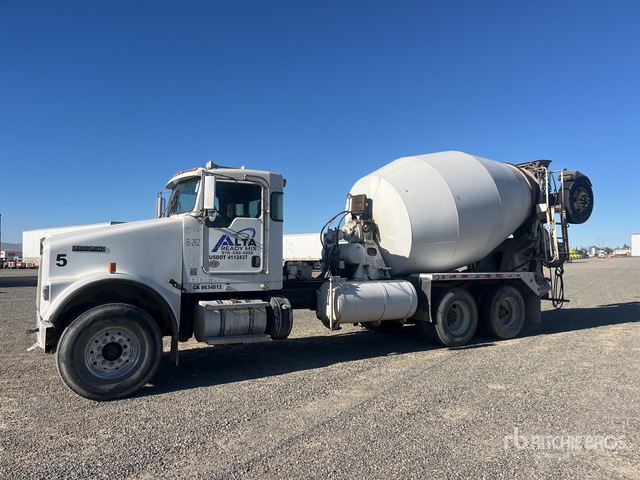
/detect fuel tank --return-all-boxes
[317,279,418,325]
[348,151,536,275]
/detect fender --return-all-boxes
[42,271,181,338]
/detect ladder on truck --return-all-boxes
[539,166,571,267]
[536,164,571,307]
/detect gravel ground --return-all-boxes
[1,259,638,479]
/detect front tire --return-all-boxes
[56,303,162,401]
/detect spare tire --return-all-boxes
[563,175,593,224]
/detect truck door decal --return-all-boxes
[207,226,261,270]
[184,222,266,282]
[212,228,257,252]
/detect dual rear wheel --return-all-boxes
[416,285,525,347]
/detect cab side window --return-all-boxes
[212,182,262,228]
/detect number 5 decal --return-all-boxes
[56,254,68,267]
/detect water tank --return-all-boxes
[348,151,535,275]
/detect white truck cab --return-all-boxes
[34,163,290,400]
[164,164,285,293]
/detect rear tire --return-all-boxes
[480,285,525,339]
[56,303,162,401]
[416,288,477,347]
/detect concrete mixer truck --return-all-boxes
[31,151,593,400]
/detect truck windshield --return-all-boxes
[166,178,200,215]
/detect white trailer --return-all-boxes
[283,233,323,279]
[632,233,640,257]
[283,233,322,263]
[22,223,122,266]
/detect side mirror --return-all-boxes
[156,192,166,218]
[203,175,216,212]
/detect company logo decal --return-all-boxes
[208,228,259,267]
[212,228,257,253]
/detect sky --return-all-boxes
[1,0,639,249]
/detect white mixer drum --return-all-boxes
[349,151,535,275]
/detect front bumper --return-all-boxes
[28,311,53,352]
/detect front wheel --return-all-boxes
[56,303,162,401]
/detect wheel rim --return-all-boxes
[571,186,591,214]
[445,301,471,335]
[497,297,519,328]
[85,328,141,379]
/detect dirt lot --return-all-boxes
[1,259,638,479]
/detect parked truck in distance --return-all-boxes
[31,151,593,400]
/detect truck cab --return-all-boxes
[163,164,285,294]
[34,163,289,400]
